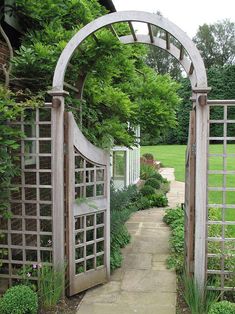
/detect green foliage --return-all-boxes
[139,185,155,196]
[110,185,139,270]
[160,181,170,194]
[38,264,64,310]
[0,285,38,314]
[137,196,152,210]
[163,206,184,226]
[140,163,157,180]
[151,172,166,182]
[0,87,23,215]
[193,19,235,69]
[182,273,218,314]
[144,178,161,189]
[10,0,181,148]
[110,184,139,212]
[209,301,235,314]
[149,193,168,207]
[164,206,184,272]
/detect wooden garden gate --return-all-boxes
[65,112,110,296]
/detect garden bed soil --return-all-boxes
[40,292,84,314]
[176,277,190,314]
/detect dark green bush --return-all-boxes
[145,178,161,189]
[149,193,168,207]
[209,301,235,314]
[163,206,184,226]
[0,285,38,314]
[137,196,152,210]
[142,153,154,160]
[110,183,139,211]
[139,185,155,196]
[151,172,165,182]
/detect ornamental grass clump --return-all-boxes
[182,273,218,314]
[0,285,38,314]
[38,263,64,310]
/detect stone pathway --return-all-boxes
[77,168,185,314]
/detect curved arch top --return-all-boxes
[52,10,208,92]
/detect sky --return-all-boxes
[112,0,235,38]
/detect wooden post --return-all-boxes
[194,91,209,291]
[48,90,68,294]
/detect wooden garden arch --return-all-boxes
[49,11,210,292]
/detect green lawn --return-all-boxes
[141,144,235,229]
[141,145,186,182]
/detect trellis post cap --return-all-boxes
[192,87,211,93]
[47,88,69,97]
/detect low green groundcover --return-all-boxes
[209,301,235,314]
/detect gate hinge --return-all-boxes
[191,143,196,155]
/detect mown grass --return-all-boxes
[141,145,186,182]
[141,144,235,226]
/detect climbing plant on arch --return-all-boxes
[49,10,210,294]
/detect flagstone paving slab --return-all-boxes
[77,168,185,314]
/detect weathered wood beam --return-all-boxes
[128,21,137,41]
[64,82,79,93]
[108,24,119,39]
[179,44,184,60]
[148,23,154,43]
[92,33,99,44]
[189,62,194,75]
[166,31,170,50]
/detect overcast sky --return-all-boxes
[112,0,235,38]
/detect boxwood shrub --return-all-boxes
[0,285,38,314]
[209,301,235,314]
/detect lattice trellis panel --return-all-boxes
[74,150,106,276]
[207,101,235,294]
[0,106,53,292]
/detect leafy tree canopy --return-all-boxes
[193,19,235,69]
[9,0,181,148]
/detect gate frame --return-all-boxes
[49,10,210,291]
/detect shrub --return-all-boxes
[0,285,38,314]
[110,184,139,211]
[151,172,165,182]
[137,196,152,210]
[142,153,154,160]
[145,178,161,189]
[139,185,155,196]
[163,206,184,226]
[209,301,235,314]
[149,193,168,207]
[140,163,156,180]
[160,181,170,194]
[164,207,185,272]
